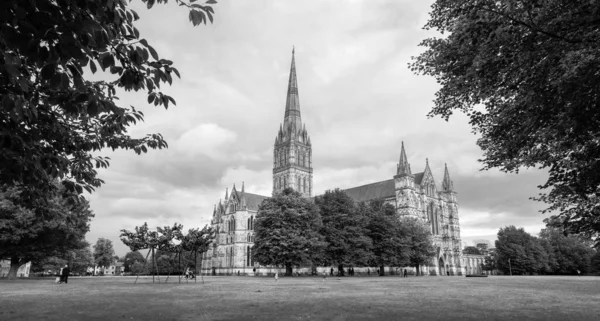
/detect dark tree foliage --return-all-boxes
[539,226,596,274]
[411,0,600,243]
[463,246,481,255]
[401,217,436,276]
[0,0,217,203]
[315,189,372,275]
[0,183,94,278]
[253,188,326,276]
[495,226,550,275]
[362,200,409,275]
[123,251,145,273]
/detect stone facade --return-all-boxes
[201,49,464,276]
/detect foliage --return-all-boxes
[539,226,596,274]
[0,183,93,278]
[0,0,217,205]
[362,200,409,271]
[315,189,372,271]
[93,238,115,267]
[463,246,481,255]
[253,188,326,276]
[70,243,95,274]
[495,226,551,275]
[411,0,600,243]
[123,251,146,273]
[401,217,436,275]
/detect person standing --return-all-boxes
[403,269,408,278]
[61,265,70,284]
[274,272,278,282]
[330,267,334,276]
[322,271,327,283]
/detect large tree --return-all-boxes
[93,237,115,268]
[362,200,409,276]
[253,188,325,276]
[315,189,372,275]
[0,0,217,203]
[401,217,436,276]
[495,226,549,275]
[411,0,600,243]
[539,226,596,274]
[0,183,94,278]
[123,251,146,273]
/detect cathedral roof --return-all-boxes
[343,179,395,203]
[243,192,270,211]
[413,172,424,185]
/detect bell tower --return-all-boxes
[273,48,313,197]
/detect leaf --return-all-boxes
[148,45,159,60]
[90,60,97,73]
[50,73,62,88]
[40,64,55,80]
[206,0,217,4]
[102,54,115,70]
[139,39,149,47]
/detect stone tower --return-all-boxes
[394,142,418,217]
[273,48,313,197]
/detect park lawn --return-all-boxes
[1,275,599,320]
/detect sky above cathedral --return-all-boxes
[88,0,551,255]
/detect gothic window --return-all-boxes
[303,178,306,193]
[284,177,287,187]
[233,219,236,231]
[247,246,251,266]
[297,177,301,191]
[250,216,254,230]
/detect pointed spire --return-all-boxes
[284,47,302,134]
[442,163,454,192]
[224,187,228,200]
[397,141,412,175]
[213,204,216,216]
[241,181,245,193]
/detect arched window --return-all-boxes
[250,216,253,230]
[297,177,301,191]
[233,219,236,231]
[247,246,251,266]
[303,178,306,192]
[284,177,287,187]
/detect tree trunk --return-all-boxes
[285,263,293,276]
[7,256,22,279]
[379,265,384,276]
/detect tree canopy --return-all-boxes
[411,0,600,243]
[0,0,217,204]
[315,189,373,273]
[93,237,115,267]
[253,188,326,276]
[0,183,94,278]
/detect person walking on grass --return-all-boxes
[275,272,278,283]
[60,264,70,284]
[322,271,327,283]
[403,269,408,278]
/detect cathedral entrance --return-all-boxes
[438,258,445,276]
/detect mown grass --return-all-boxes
[1,275,599,320]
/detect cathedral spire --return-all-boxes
[284,47,302,133]
[224,187,228,200]
[397,141,411,175]
[442,163,454,192]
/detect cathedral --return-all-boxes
[201,50,464,276]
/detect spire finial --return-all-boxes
[443,163,454,192]
[241,181,245,193]
[225,187,228,200]
[283,48,301,134]
[397,141,411,175]
[292,46,295,55]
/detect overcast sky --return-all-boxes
[87,0,552,256]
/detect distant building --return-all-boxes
[0,260,31,278]
[202,49,464,277]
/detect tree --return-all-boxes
[411,0,600,243]
[315,189,372,275]
[591,251,600,274]
[401,217,436,276]
[495,226,549,275]
[463,246,481,255]
[0,183,94,279]
[362,200,409,276]
[123,251,146,273]
[70,242,95,274]
[539,226,596,274]
[253,188,326,276]
[93,238,115,268]
[0,0,217,205]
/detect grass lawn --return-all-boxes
[1,275,599,320]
